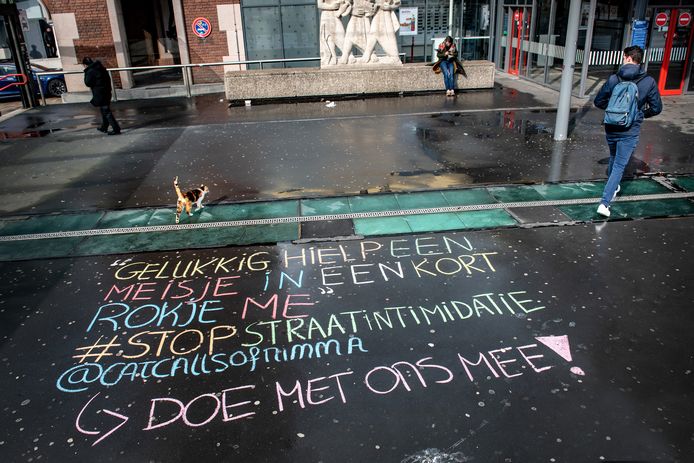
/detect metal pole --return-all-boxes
[182,65,192,98]
[424,0,429,62]
[488,0,495,62]
[578,0,596,97]
[544,0,557,84]
[527,0,538,78]
[38,77,46,106]
[448,0,454,36]
[109,70,118,102]
[633,0,647,21]
[494,0,504,67]
[459,0,464,48]
[548,139,565,182]
[6,10,38,108]
[553,0,581,141]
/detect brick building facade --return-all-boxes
[41,0,244,91]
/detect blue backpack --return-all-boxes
[603,76,643,127]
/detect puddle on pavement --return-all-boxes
[0,129,60,139]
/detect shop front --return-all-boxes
[646,5,694,94]
[493,0,694,97]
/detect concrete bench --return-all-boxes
[224,61,495,102]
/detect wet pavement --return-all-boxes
[0,78,693,462]
[0,82,691,216]
[1,220,693,462]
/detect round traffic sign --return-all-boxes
[513,10,520,22]
[192,17,212,38]
[655,12,669,27]
[679,12,691,27]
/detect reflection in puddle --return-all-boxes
[0,129,59,139]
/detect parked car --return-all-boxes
[0,62,67,99]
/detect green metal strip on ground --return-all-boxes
[3,191,694,243]
[0,179,677,237]
[671,176,694,193]
[0,178,692,261]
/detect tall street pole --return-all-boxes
[553,0,581,141]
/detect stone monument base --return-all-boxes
[224,61,495,102]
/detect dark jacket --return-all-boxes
[432,42,467,78]
[83,61,112,107]
[594,63,662,136]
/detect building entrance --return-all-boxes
[120,0,181,86]
[648,8,694,95]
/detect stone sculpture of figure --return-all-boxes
[338,0,377,65]
[318,0,350,66]
[359,0,402,65]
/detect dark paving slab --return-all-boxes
[508,205,571,224]
[0,218,692,462]
[300,219,354,239]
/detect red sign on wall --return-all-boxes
[679,12,692,27]
[655,12,669,27]
[192,17,212,38]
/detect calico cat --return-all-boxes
[174,176,209,223]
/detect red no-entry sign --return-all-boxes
[655,12,669,27]
[679,12,692,27]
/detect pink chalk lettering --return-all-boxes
[212,276,240,297]
[143,398,185,430]
[181,393,221,427]
[416,357,454,384]
[282,294,314,318]
[365,358,454,394]
[365,366,401,394]
[276,380,305,412]
[221,385,257,421]
[458,352,500,381]
[535,335,573,362]
[242,294,314,320]
[276,371,354,411]
[306,376,335,405]
[516,344,553,373]
[488,347,523,378]
[76,392,130,446]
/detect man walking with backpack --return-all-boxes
[593,45,662,217]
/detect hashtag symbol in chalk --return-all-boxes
[73,336,121,363]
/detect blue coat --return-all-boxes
[594,64,662,136]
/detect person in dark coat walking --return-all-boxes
[82,57,120,135]
[593,46,662,217]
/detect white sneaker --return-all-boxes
[597,204,610,218]
[611,185,621,202]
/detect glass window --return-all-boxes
[397,0,491,63]
[15,0,57,60]
[242,0,318,68]
[459,0,491,60]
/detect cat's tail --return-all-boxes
[173,176,184,201]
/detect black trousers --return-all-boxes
[99,105,120,132]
